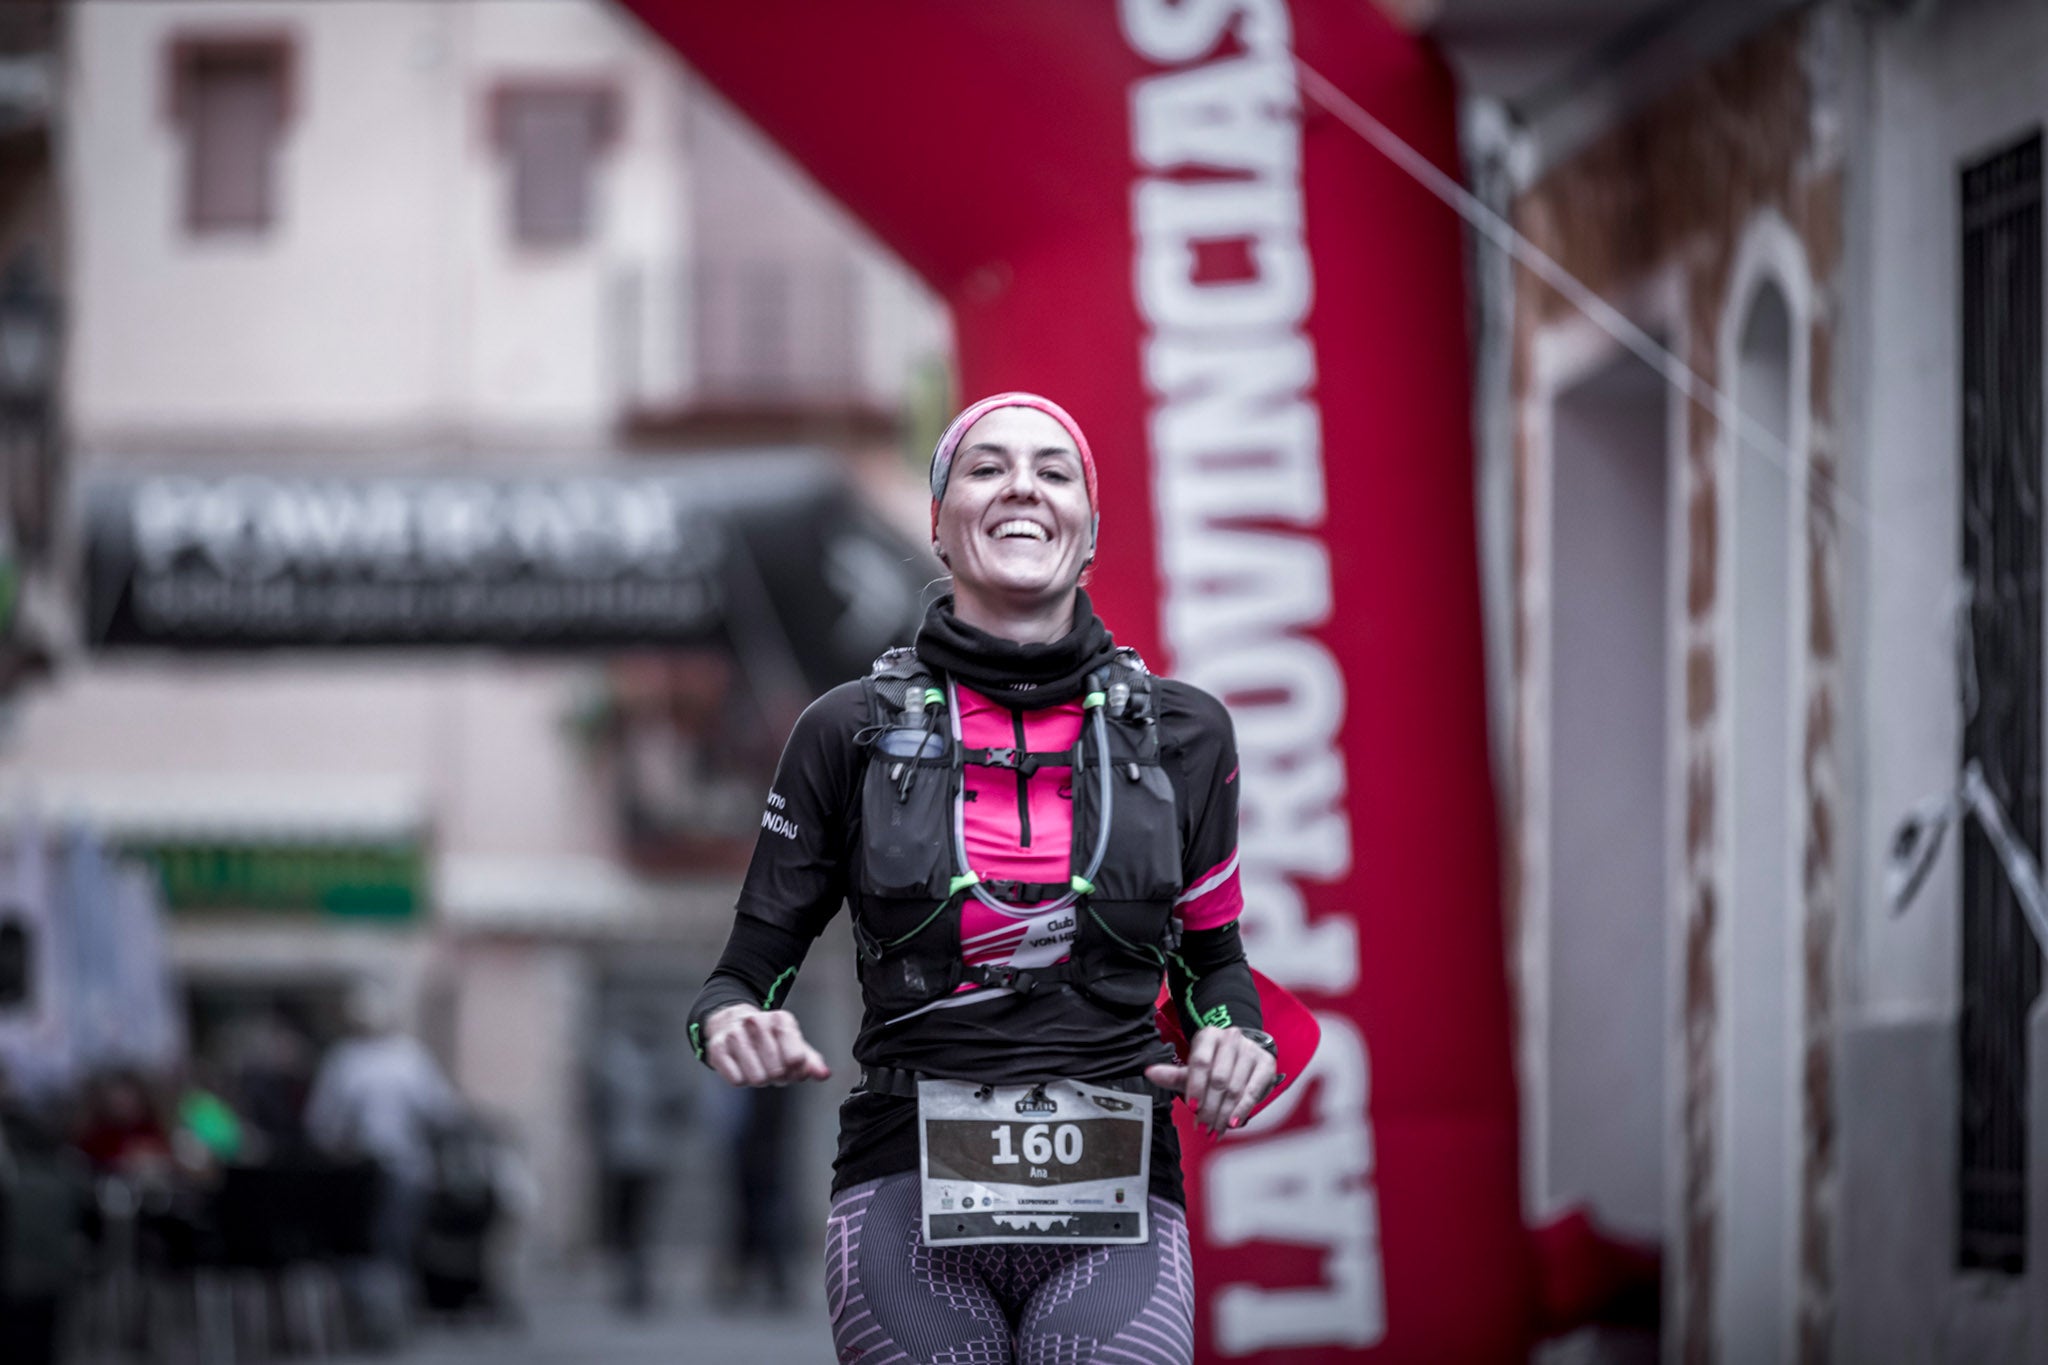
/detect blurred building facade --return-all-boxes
[1456,0,2048,1359]
[0,0,943,1260]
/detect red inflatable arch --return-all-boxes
[625,2,1531,1358]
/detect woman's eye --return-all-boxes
[1039,467,1071,483]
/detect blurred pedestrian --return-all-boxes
[233,1010,315,1158]
[0,1071,93,1365]
[589,1007,686,1314]
[73,1069,172,1182]
[718,1083,793,1307]
[305,981,460,1351]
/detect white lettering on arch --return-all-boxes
[1121,4,1382,1354]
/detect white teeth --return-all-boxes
[992,520,1050,542]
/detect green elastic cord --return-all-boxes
[949,871,982,895]
[1082,691,1106,709]
[882,896,955,950]
[1069,875,1095,895]
[924,687,945,708]
[1087,904,1164,966]
[688,1021,704,1061]
[1172,952,1212,1032]
[762,967,797,1011]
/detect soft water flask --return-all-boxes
[880,684,946,779]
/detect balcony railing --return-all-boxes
[690,256,860,407]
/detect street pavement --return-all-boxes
[330,1256,835,1365]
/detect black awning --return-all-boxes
[82,453,932,694]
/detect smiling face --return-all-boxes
[934,404,1095,625]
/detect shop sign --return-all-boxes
[121,839,425,919]
[82,460,927,692]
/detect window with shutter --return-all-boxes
[1957,128,2044,1274]
[492,84,618,248]
[169,36,291,236]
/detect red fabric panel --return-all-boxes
[1175,853,1246,932]
[1529,1208,1664,1338]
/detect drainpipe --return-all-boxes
[1460,93,1523,811]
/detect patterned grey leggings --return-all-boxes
[825,1173,1195,1365]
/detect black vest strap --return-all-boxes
[978,878,1073,904]
[964,959,1080,994]
[959,746,1074,777]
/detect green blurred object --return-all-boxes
[178,1087,244,1162]
[902,352,956,471]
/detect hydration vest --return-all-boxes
[852,646,1183,1020]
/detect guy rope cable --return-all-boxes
[1292,56,1875,537]
[1293,54,2048,950]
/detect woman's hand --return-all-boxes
[702,1003,832,1087]
[1144,1026,1279,1137]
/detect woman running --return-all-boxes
[688,392,1277,1365]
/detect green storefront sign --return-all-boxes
[122,840,425,920]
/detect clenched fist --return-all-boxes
[702,1003,832,1087]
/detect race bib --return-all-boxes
[916,1077,1151,1246]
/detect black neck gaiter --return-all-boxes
[914,591,1121,710]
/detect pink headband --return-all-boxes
[928,392,1098,541]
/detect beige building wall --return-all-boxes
[65,0,693,447]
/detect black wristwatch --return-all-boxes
[1233,1027,1279,1058]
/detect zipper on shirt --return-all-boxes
[1012,709,1032,846]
